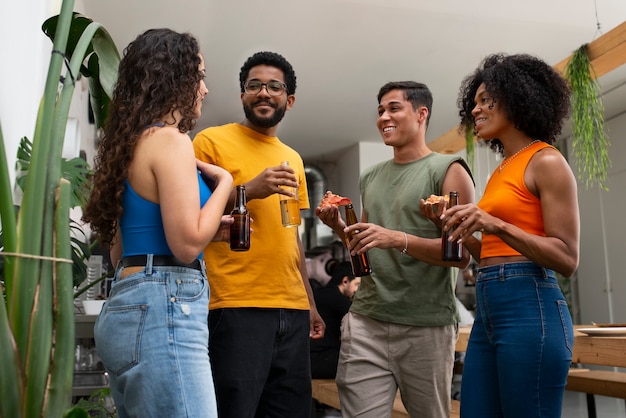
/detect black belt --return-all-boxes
[121,255,202,271]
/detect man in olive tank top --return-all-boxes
[317,81,475,418]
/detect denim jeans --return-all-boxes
[94,255,217,418]
[460,262,573,418]
[208,308,312,418]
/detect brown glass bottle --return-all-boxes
[230,185,250,251]
[441,191,462,261]
[343,203,372,276]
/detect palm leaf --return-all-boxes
[16,137,92,211]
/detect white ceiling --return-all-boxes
[79,0,626,163]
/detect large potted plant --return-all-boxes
[0,0,119,415]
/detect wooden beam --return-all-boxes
[427,126,466,155]
[554,21,626,78]
[429,21,626,154]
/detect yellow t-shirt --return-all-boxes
[193,123,310,310]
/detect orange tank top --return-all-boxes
[478,141,553,259]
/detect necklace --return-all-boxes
[498,140,541,173]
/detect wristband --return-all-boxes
[401,232,408,255]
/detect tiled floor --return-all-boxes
[314,391,626,417]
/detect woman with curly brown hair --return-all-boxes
[441,54,579,417]
[82,28,232,417]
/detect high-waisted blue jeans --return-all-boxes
[94,255,217,418]
[460,262,573,418]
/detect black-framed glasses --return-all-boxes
[243,80,287,96]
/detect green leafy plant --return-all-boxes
[0,0,119,416]
[14,136,93,287]
[565,44,611,191]
[68,388,116,418]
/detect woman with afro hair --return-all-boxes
[82,28,233,417]
[441,53,579,417]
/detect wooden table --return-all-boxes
[456,325,471,352]
[456,325,626,368]
[571,326,626,368]
[455,325,626,418]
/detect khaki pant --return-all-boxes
[336,312,457,418]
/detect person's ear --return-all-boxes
[286,94,296,110]
[417,106,429,124]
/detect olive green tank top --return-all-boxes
[351,153,471,326]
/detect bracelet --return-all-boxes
[400,232,408,255]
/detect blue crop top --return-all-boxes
[120,172,212,259]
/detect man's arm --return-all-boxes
[297,234,325,339]
[346,160,475,268]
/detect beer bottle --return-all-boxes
[344,203,372,276]
[441,191,462,261]
[230,185,250,251]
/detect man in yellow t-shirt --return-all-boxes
[193,51,325,418]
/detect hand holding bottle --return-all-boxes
[343,204,371,276]
[441,191,462,261]
[440,200,490,245]
[241,164,299,201]
[211,215,235,243]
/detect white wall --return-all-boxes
[327,141,393,219]
[575,110,626,324]
[0,0,51,190]
[0,0,95,197]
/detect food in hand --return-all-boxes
[424,194,450,204]
[319,191,352,208]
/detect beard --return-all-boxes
[243,99,287,129]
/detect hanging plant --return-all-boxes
[564,44,611,191]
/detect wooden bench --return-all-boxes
[312,379,460,418]
[566,368,626,418]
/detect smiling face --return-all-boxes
[376,89,427,147]
[471,83,511,140]
[241,64,295,131]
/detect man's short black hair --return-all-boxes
[377,81,433,126]
[239,51,297,95]
[327,261,355,287]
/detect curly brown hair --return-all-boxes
[83,28,203,244]
[457,53,571,156]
